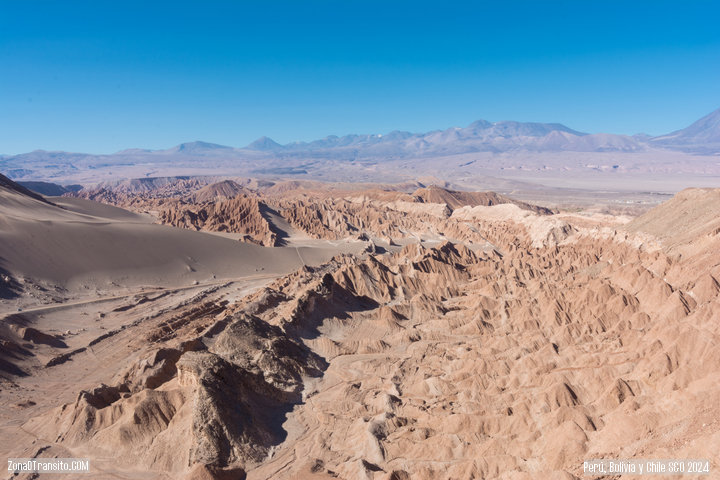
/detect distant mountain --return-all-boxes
[114,148,155,155]
[652,107,720,152]
[282,120,588,153]
[3,109,720,182]
[463,120,585,138]
[537,132,645,153]
[166,141,235,155]
[246,136,284,151]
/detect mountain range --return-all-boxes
[156,107,720,155]
[2,107,719,184]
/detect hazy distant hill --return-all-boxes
[2,108,720,184]
[651,107,720,153]
[247,120,592,155]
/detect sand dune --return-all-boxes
[1,194,283,292]
[0,180,360,300]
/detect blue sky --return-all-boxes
[1,0,719,154]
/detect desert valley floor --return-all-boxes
[1,174,719,479]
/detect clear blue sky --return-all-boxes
[1,0,719,154]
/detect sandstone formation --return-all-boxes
[158,195,278,246]
[2,175,719,479]
[266,185,552,242]
[190,180,255,203]
[70,181,553,247]
[412,185,552,214]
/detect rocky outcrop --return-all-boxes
[25,305,328,477]
[266,186,552,242]
[159,196,278,246]
[15,185,720,479]
[412,185,553,214]
[190,180,254,203]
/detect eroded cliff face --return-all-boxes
[265,186,552,242]
[71,181,278,246]
[70,181,554,247]
[20,189,720,479]
[158,195,278,246]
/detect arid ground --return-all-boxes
[1,173,719,479]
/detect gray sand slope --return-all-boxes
[0,187,345,294]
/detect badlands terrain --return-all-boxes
[1,171,719,479]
